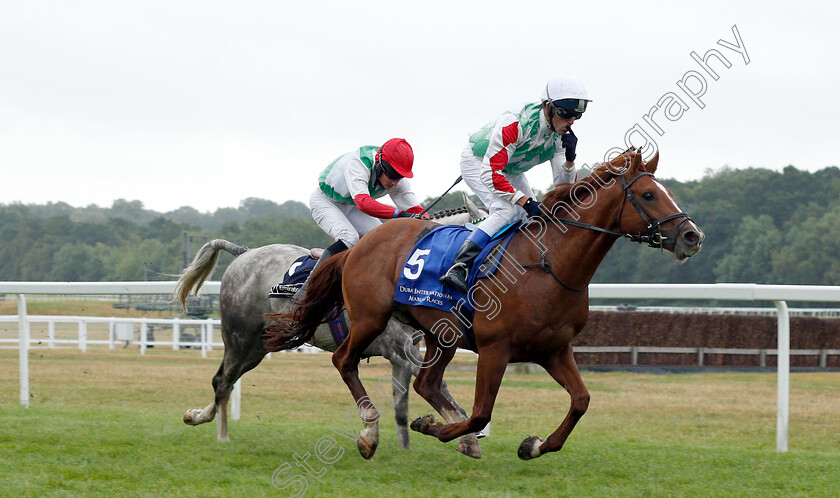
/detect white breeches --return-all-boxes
[309,188,382,247]
[459,144,532,238]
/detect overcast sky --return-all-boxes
[2,1,838,213]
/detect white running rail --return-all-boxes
[3,281,840,452]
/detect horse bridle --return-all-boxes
[522,171,693,291]
[616,172,692,247]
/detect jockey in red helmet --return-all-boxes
[269,138,428,299]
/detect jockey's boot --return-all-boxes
[290,240,348,305]
[439,229,491,293]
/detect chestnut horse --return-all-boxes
[264,149,704,460]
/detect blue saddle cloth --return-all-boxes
[394,223,520,313]
[282,255,318,286]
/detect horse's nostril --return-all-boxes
[682,231,699,245]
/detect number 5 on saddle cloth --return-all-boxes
[395,222,521,315]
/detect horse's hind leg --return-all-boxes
[183,329,266,442]
[331,315,390,459]
[518,345,590,460]
[212,347,266,442]
[184,362,224,426]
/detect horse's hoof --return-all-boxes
[456,434,482,459]
[517,436,545,460]
[183,409,199,425]
[410,415,437,434]
[357,437,378,459]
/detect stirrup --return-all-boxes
[440,263,469,292]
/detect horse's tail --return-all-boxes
[173,239,248,312]
[262,250,351,352]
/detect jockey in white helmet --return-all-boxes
[440,74,592,293]
[270,138,428,299]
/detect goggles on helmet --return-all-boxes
[377,160,403,181]
[551,98,587,120]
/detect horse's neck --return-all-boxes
[540,193,624,289]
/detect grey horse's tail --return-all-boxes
[174,239,248,312]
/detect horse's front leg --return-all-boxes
[412,342,508,456]
[389,325,481,457]
[518,345,590,460]
[389,357,412,450]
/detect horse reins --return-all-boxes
[522,171,693,292]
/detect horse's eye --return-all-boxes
[642,192,655,201]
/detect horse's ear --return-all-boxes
[645,151,659,174]
[631,149,642,172]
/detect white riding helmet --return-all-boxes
[541,74,592,121]
[540,74,591,103]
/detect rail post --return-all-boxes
[231,379,241,421]
[18,294,29,408]
[78,320,87,352]
[172,322,180,351]
[774,300,790,452]
[48,321,55,349]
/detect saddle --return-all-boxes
[267,250,350,347]
[267,252,320,297]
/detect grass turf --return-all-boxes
[1,349,839,496]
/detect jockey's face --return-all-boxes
[544,103,576,134]
[378,172,400,189]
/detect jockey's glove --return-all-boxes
[561,128,577,162]
[522,198,543,218]
[396,211,421,219]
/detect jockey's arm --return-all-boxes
[389,180,428,218]
[346,159,399,219]
[352,194,400,219]
[550,147,577,186]
[478,116,527,205]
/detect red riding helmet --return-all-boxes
[376,138,414,178]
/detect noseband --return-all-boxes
[522,171,693,292]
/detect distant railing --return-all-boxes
[0,315,221,356]
[4,313,837,368]
[590,305,840,317]
[573,345,840,368]
[0,314,321,356]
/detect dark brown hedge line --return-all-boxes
[572,311,840,367]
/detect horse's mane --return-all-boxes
[542,149,641,212]
[429,206,468,220]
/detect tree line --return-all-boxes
[2,165,839,286]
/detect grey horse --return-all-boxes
[174,197,486,457]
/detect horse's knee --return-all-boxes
[332,348,350,370]
[412,374,437,399]
[332,348,359,379]
[570,391,590,419]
